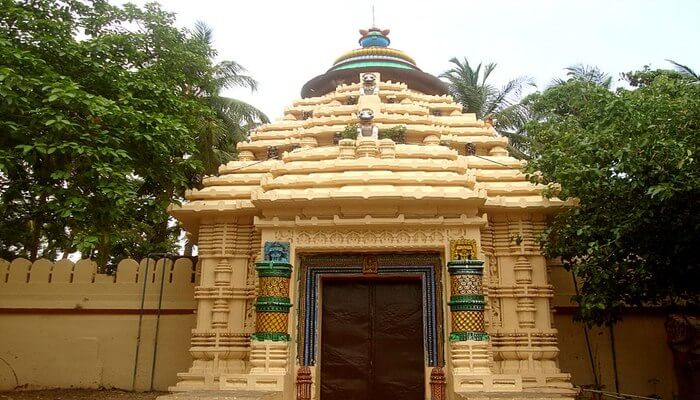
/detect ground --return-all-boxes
[0,390,164,400]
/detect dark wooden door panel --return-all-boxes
[373,281,425,400]
[320,279,425,400]
[320,281,371,400]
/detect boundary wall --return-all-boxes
[0,257,676,399]
[0,257,197,391]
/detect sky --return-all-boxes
[119,0,700,121]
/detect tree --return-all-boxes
[189,21,269,176]
[441,57,534,158]
[525,67,700,326]
[0,0,264,267]
[551,63,613,88]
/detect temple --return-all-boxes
[168,27,577,400]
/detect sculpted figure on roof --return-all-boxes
[359,73,378,96]
[357,108,378,139]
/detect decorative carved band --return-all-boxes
[281,228,446,249]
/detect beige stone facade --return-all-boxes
[165,62,584,399]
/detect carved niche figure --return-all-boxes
[450,239,478,261]
[356,108,379,139]
[263,241,290,263]
[359,73,378,96]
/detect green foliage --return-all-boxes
[440,57,534,159]
[525,68,700,325]
[340,124,358,140]
[0,0,265,267]
[378,125,406,143]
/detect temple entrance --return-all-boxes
[320,279,425,400]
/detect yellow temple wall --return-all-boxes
[0,258,197,391]
[0,257,675,399]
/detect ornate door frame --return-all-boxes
[297,253,444,368]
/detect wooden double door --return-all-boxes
[320,279,425,400]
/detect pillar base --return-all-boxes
[218,374,285,392]
[169,372,285,393]
[450,339,492,375]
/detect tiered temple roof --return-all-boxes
[171,28,572,236]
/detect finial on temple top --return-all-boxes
[358,25,391,48]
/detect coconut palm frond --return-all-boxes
[442,57,535,158]
[215,61,259,91]
[666,59,700,81]
[481,62,497,86]
[484,76,535,116]
[207,96,269,126]
[186,23,268,177]
[193,20,214,45]
[563,64,612,88]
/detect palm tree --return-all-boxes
[179,23,270,257]
[190,22,270,176]
[551,64,613,88]
[440,57,534,158]
[666,59,699,82]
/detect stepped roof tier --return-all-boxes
[171,28,573,237]
[301,27,448,97]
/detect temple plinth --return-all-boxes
[167,26,577,400]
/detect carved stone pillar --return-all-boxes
[448,258,492,378]
[252,260,292,342]
[245,242,292,387]
[173,221,257,390]
[484,213,574,394]
[447,239,525,394]
[448,259,488,341]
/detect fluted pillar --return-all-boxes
[172,220,257,390]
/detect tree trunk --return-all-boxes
[28,192,48,261]
[95,231,110,273]
[184,239,194,257]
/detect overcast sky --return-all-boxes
[120,0,699,120]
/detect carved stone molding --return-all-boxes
[280,228,447,249]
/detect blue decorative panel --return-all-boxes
[263,241,290,263]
